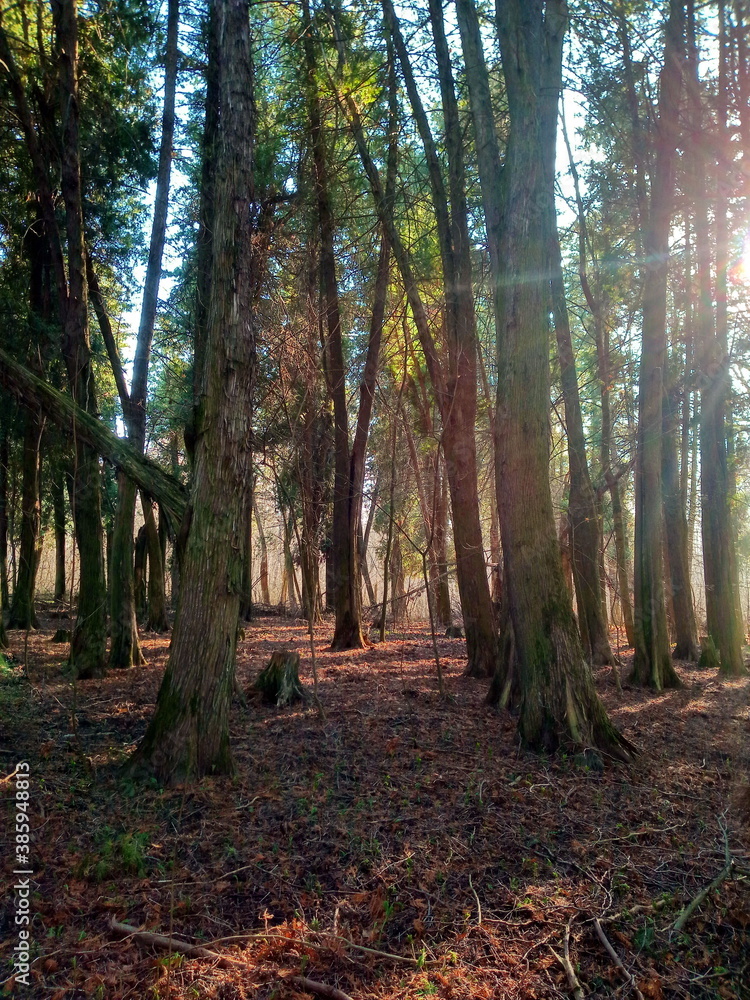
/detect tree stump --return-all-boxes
[254,650,306,707]
[51,629,72,643]
[445,625,463,639]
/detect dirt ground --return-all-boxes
[1,609,749,1000]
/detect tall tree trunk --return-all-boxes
[130,0,256,783]
[106,0,178,663]
[562,101,636,650]
[631,0,684,690]
[457,0,631,757]
[683,0,743,675]
[9,408,43,630]
[302,0,359,648]
[381,0,498,677]
[53,0,107,679]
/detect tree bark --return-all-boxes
[109,474,145,667]
[381,0,498,677]
[9,407,43,630]
[662,380,698,659]
[631,0,684,689]
[696,0,744,674]
[53,0,107,679]
[457,0,631,757]
[142,497,169,631]
[0,418,9,611]
[51,464,67,602]
[130,0,256,782]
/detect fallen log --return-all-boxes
[0,347,187,526]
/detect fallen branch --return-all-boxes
[674,819,734,933]
[205,929,422,966]
[0,348,187,527]
[593,917,645,1000]
[289,976,354,1000]
[110,919,235,967]
[549,921,584,1000]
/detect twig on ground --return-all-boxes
[673,816,734,933]
[288,976,354,1000]
[593,917,645,1000]
[468,874,482,926]
[549,921,584,1000]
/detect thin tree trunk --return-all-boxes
[253,503,270,605]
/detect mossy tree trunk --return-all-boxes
[458,0,631,757]
[130,0,256,783]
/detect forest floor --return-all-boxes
[1,609,750,1000]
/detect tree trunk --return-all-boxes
[662,381,698,659]
[134,524,148,619]
[51,465,67,602]
[695,0,744,675]
[53,0,107,679]
[130,0,256,783]
[109,473,145,667]
[383,0,498,677]
[143,497,169,632]
[9,407,43,630]
[457,0,631,757]
[254,502,271,605]
[631,0,684,690]
[0,418,8,611]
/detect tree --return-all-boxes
[457,0,631,756]
[631,0,684,690]
[129,0,257,783]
